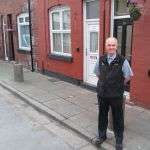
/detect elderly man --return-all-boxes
[94,37,133,150]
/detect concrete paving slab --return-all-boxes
[62,119,95,139]
[24,89,60,103]
[44,98,85,118]
[0,61,150,150]
[64,110,98,129]
[65,94,97,111]
[44,122,89,149]
[79,144,97,150]
[4,80,37,92]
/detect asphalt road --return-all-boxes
[0,86,97,150]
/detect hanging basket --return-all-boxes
[128,4,142,21]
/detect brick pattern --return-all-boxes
[0,0,39,69]
[35,0,84,79]
[130,0,150,108]
[0,0,150,108]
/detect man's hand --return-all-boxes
[124,77,131,86]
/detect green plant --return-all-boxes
[128,4,141,21]
[118,0,142,21]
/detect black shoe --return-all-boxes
[115,137,123,150]
[93,136,107,146]
[115,143,123,150]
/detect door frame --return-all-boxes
[2,16,8,61]
[7,14,15,61]
[83,0,99,85]
[113,18,133,58]
[110,0,132,92]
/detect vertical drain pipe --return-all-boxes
[28,0,34,72]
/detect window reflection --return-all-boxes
[117,26,122,55]
[126,25,132,61]
[114,0,129,16]
[86,0,99,19]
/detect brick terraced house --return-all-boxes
[0,0,150,108]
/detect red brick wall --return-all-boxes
[36,0,111,80]
[36,0,84,80]
[0,0,39,68]
[130,0,150,108]
[100,0,111,55]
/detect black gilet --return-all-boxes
[97,54,125,98]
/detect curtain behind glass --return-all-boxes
[20,25,30,48]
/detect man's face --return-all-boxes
[105,39,118,55]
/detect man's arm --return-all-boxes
[122,59,134,85]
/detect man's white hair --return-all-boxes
[105,37,118,46]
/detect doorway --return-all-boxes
[113,18,133,91]
[113,18,133,62]
[85,21,99,86]
[84,0,100,86]
[7,14,15,61]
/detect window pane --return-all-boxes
[90,32,98,53]
[116,26,122,55]
[126,25,132,61]
[63,33,71,53]
[86,0,99,19]
[62,10,70,30]
[52,12,60,30]
[19,18,24,23]
[114,0,129,16]
[53,33,62,52]
[20,25,30,48]
[25,17,29,22]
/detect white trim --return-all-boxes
[2,18,8,61]
[85,0,96,2]
[85,19,99,22]
[110,0,114,36]
[49,6,71,56]
[17,13,31,51]
[114,15,130,19]
[83,0,99,85]
[83,2,87,83]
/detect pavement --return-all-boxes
[0,60,150,150]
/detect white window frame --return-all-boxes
[49,6,71,56]
[17,13,30,51]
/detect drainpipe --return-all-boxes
[103,0,110,53]
[28,0,34,72]
[103,0,106,54]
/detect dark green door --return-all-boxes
[114,18,133,63]
[113,18,133,91]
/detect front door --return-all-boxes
[7,14,15,61]
[85,22,99,86]
[113,18,133,91]
[2,16,8,61]
[114,18,133,62]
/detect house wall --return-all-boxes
[130,0,150,108]
[0,0,39,68]
[36,0,84,80]
[0,0,150,108]
[36,0,111,80]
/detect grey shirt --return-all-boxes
[94,54,133,79]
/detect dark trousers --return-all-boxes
[98,97,124,141]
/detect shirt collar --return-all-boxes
[107,53,116,60]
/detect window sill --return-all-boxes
[48,54,73,63]
[17,48,31,54]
